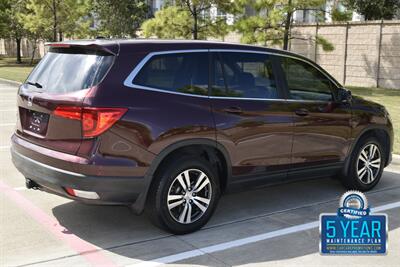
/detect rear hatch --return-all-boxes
[16,43,116,155]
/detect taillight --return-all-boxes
[54,106,127,137]
[82,108,127,137]
[54,106,82,120]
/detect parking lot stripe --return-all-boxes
[13,186,26,191]
[0,123,15,127]
[0,145,10,150]
[0,180,118,267]
[129,200,400,267]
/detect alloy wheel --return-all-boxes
[167,169,212,224]
[356,143,381,184]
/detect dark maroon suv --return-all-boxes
[11,39,393,234]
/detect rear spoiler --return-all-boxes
[45,42,118,56]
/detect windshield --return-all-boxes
[25,51,114,94]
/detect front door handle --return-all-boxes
[295,108,309,116]
[223,107,243,114]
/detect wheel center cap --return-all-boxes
[184,192,193,200]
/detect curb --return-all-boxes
[0,78,22,87]
[392,154,400,165]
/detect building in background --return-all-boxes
[146,0,368,24]
[148,0,164,14]
[293,0,364,23]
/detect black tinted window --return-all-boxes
[211,52,278,99]
[25,52,113,94]
[280,57,333,101]
[133,52,209,96]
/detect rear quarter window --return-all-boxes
[132,52,209,96]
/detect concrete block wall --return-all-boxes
[291,20,400,89]
[0,39,46,59]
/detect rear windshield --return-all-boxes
[25,51,114,93]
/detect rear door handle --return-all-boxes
[295,108,309,116]
[223,107,243,114]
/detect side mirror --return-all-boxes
[337,88,352,103]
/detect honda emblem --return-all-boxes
[27,95,33,107]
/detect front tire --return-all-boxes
[342,136,385,191]
[146,156,220,234]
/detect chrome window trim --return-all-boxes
[123,48,340,102]
[210,96,287,101]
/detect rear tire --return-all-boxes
[146,156,220,234]
[341,136,385,191]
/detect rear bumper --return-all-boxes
[11,136,147,207]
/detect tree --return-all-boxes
[142,6,193,39]
[235,0,333,51]
[22,0,92,42]
[0,0,27,63]
[343,0,400,20]
[331,8,353,21]
[142,0,232,40]
[92,0,148,38]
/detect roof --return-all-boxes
[47,38,300,58]
[46,38,341,87]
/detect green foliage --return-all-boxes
[234,1,283,45]
[208,17,232,40]
[142,0,232,40]
[331,7,353,21]
[0,0,9,37]
[20,0,92,41]
[316,36,334,51]
[142,6,193,39]
[234,0,334,51]
[343,0,400,20]
[0,0,26,39]
[92,0,148,38]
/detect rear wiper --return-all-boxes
[26,81,43,89]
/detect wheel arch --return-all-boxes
[131,138,232,214]
[343,126,392,176]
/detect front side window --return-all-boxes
[211,52,279,99]
[280,57,334,101]
[133,52,208,96]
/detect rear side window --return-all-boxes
[280,57,333,101]
[211,52,279,99]
[133,52,209,96]
[26,51,113,94]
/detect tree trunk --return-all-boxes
[16,37,22,64]
[59,30,63,41]
[52,0,58,42]
[193,7,198,40]
[283,0,292,50]
[30,40,37,66]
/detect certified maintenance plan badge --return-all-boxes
[320,191,388,255]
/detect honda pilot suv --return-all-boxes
[11,40,393,234]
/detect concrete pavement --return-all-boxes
[1,81,400,267]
